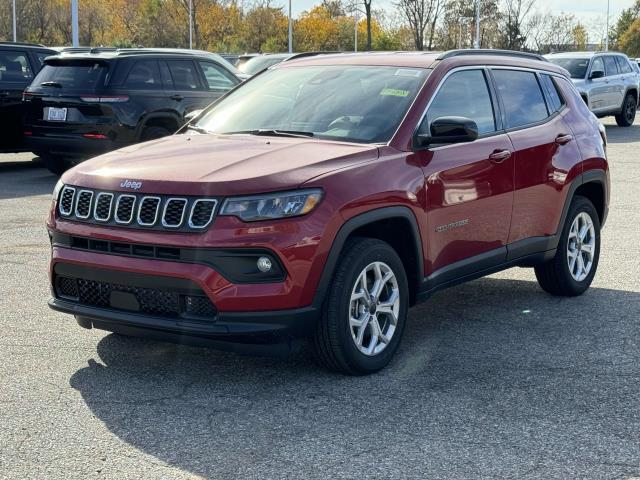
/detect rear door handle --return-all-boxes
[170,94,184,101]
[555,134,573,145]
[488,149,512,163]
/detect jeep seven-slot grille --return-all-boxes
[57,186,218,232]
[55,275,217,320]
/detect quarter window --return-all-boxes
[424,69,496,135]
[492,69,548,129]
[539,74,564,113]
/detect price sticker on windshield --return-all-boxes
[380,88,409,97]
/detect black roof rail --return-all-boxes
[437,49,547,62]
[0,41,47,48]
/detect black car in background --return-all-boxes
[22,48,241,174]
[0,42,56,152]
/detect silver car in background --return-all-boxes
[547,51,639,127]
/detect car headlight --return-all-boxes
[220,189,323,222]
[52,179,64,201]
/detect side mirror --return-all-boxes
[590,70,605,79]
[184,109,203,123]
[415,116,479,149]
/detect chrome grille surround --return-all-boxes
[75,190,94,219]
[56,186,218,232]
[188,199,218,229]
[93,192,114,222]
[162,198,188,228]
[59,186,76,216]
[137,196,161,227]
[114,194,137,224]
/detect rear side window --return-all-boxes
[198,61,238,91]
[425,69,496,135]
[539,74,564,113]
[0,51,33,82]
[123,60,162,90]
[166,60,200,90]
[32,61,106,90]
[604,56,619,76]
[615,56,632,74]
[492,69,548,129]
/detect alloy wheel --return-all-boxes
[349,261,400,356]
[566,211,596,282]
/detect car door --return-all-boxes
[587,56,609,113]
[615,55,636,101]
[0,48,34,150]
[161,59,215,120]
[414,68,515,275]
[604,55,624,110]
[491,69,583,255]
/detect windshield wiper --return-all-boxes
[224,129,315,138]
[39,81,62,88]
[187,125,211,134]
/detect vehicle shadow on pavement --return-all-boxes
[0,156,58,200]
[604,123,640,144]
[68,276,640,479]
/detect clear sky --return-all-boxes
[289,0,634,24]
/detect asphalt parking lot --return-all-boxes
[1,118,639,480]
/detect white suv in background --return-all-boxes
[547,51,639,126]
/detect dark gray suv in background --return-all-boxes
[547,51,639,127]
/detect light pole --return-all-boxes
[189,0,193,49]
[474,0,481,49]
[605,0,610,51]
[288,0,292,53]
[71,0,79,47]
[12,0,16,42]
[354,9,358,52]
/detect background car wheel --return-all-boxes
[39,153,72,176]
[535,195,601,296]
[615,93,637,127]
[313,237,409,375]
[141,126,172,141]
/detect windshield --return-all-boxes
[548,58,589,79]
[33,61,107,90]
[239,56,288,75]
[195,65,429,144]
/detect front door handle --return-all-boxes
[488,149,512,163]
[170,94,184,101]
[555,134,573,145]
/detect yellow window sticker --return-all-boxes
[380,88,409,97]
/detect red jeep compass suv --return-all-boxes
[48,50,609,375]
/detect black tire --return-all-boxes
[534,196,601,297]
[313,237,409,375]
[615,93,637,127]
[39,153,72,176]
[141,126,172,141]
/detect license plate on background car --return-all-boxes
[46,107,67,122]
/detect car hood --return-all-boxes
[64,134,379,196]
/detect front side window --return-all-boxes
[194,65,429,144]
[492,69,548,129]
[198,61,238,91]
[591,57,605,76]
[424,69,496,135]
[0,51,33,82]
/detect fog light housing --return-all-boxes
[257,256,272,273]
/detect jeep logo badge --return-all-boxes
[120,180,142,190]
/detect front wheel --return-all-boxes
[535,196,601,296]
[615,93,637,127]
[313,238,409,375]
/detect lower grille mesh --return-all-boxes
[55,276,217,320]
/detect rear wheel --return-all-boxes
[141,126,172,141]
[313,238,409,375]
[615,93,637,127]
[535,196,601,296]
[39,153,72,176]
